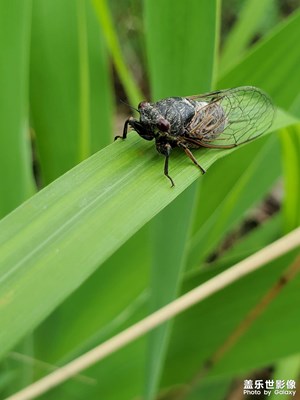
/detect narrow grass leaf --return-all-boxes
[144,1,219,397]
[218,8,300,108]
[77,0,91,161]
[220,0,273,75]
[187,135,281,268]
[146,0,219,99]
[92,0,143,106]
[280,125,300,232]
[30,0,113,184]
[162,250,300,389]
[213,213,283,271]
[0,1,35,217]
[185,376,232,400]
[270,354,300,400]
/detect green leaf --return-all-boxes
[92,0,143,106]
[144,1,219,397]
[213,213,283,270]
[185,376,232,400]
[187,134,281,268]
[146,185,198,399]
[0,108,293,362]
[0,0,35,217]
[145,0,219,98]
[33,226,150,365]
[270,354,300,400]
[219,0,273,74]
[187,8,300,270]
[280,124,300,232]
[218,8,300,109]
[77,0,91,162]
[162,249,300,390]
[30,0,113,184]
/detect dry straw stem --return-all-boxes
[6,227,300,400]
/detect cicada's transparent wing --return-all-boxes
[186,86,275,148]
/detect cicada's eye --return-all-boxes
[157,118,170,132]
[138,101,149,109]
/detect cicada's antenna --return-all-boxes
[119,99,139,113]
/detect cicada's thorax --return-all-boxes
[139,97,196,137]
[155,97,196,136]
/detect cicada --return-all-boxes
[115,86,275,187]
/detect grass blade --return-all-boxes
[187,135,281,267]
[92,0,143,106]
[0,1,35,217]
[77,0,91,161]
[280,124,300,232]
[218,8,300,108]
[144,1,219,397]
[30,0,113,183]
[219,0,273,74]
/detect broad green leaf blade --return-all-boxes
[144,0,219,398]
[146,0,219,99]
[30,0,113,184]
[219,0,273,74]
[0,0,35,217]
[146,185,198,399]
[34,226,150,365]
[0,109,295,360]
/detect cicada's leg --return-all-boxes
[164,150,175,188]
[178,142,206,174]
[156,141,175,187]
[114,118,131,141]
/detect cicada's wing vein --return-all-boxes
[186,86,275,148]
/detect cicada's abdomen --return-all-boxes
[188,101,227,140]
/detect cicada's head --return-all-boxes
[137,101,170,136]
[128,117,154,141]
